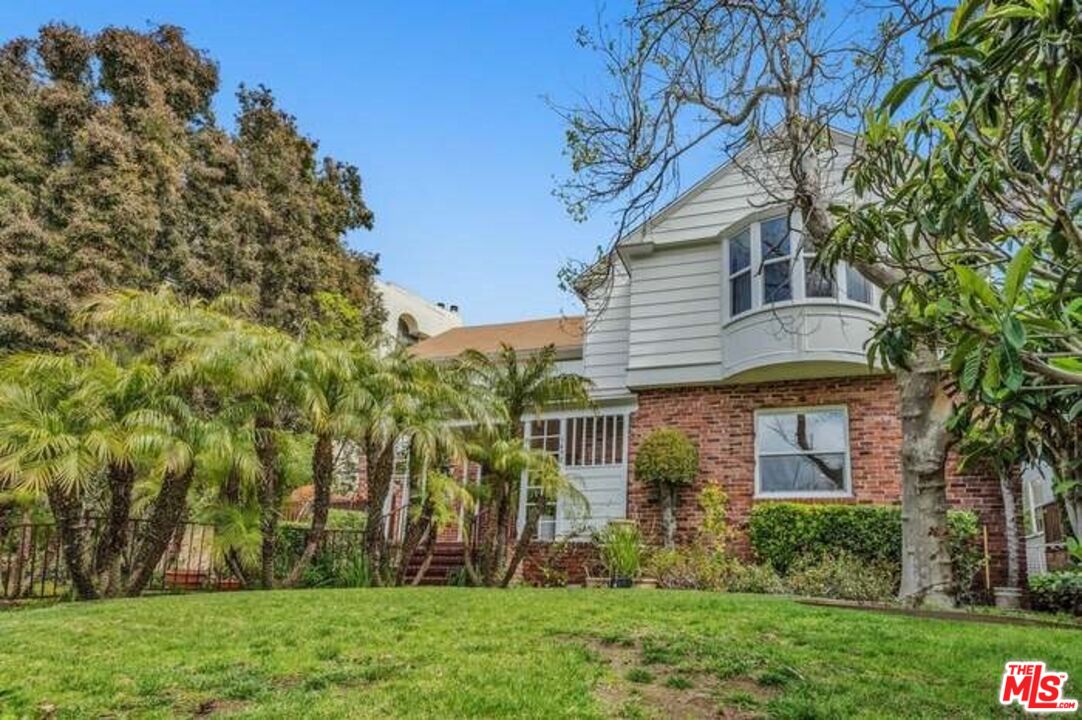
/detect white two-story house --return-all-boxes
[409,131,1015,585]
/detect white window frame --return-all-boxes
[723,211,877,322]
[760,216,795,306]
[728,227,753,317]
[753,405,852,499]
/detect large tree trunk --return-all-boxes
[897,347,955,608]
[125,467,196,596]
[93,463,136,597]
[46,486,98,601]
[256,420,281,590]
[999,469,1021,589]
[286,433,333,586]
[362,442,395,586]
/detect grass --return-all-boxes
[0,587,1078,719]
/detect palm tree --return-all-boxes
[357,350,479,585]
[284,336,373,585]
[0,349,175,598]
[81,289,287,594]
[454,343,591,586]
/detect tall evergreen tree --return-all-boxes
[0,23,382,353]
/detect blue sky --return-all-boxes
[2,1,637,324]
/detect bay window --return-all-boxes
[755,407,850,497]
[725,214,874,319]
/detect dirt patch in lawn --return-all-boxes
[192,698,251,717]
[585,638,778,719]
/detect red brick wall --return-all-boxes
[521,542,601,586]
[624,375,1025,588]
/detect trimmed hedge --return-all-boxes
[747,503,980,575]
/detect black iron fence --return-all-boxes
[0,517,365,600]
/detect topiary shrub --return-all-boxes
[635,428,699,487]
[635,428,699,547]
[748,502,983,601]
[1028,570,1082,615]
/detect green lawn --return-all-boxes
[0,588,1077,719]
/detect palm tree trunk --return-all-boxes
[94,463,136,596]
[286,433,334,586]
[126,467,196,596]
[898,346,955,608]
[256,418,281,590]
[362,442,395,586]
[500,503,541,588]
[46,486,98,601]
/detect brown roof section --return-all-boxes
[410,316,584,360]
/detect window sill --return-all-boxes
[724,299,879,329]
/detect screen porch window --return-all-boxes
[761,217,792,304]
[729,228,752,316]
[755,408,850,496]
[564,415,625,467]
[526,419,560,540]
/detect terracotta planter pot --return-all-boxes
[164,569,206,590]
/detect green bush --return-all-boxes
[748,503,981,572]
[645,546,730,590]
[747,503,902,574]
[634,428,698,487]
[1028,570,1082,615]
[785,551,898,602]
[725,562,786,594]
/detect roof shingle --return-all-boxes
[409,316,584,360]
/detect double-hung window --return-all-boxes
[845,265,872,304]
[755,408,850,497]
[729,228,752,316]
[804,250,836,299]
[761,217,792,304]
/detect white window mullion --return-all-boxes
[750,222,763,312]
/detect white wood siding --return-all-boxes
[582,263,631,397]
[643,141,855,245]
[627,243,722,370]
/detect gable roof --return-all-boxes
[615,125,858,247]
[410,316,584,360]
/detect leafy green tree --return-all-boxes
[0,24,382,354]
[827,0,1082,542]
[455,344,591,586]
